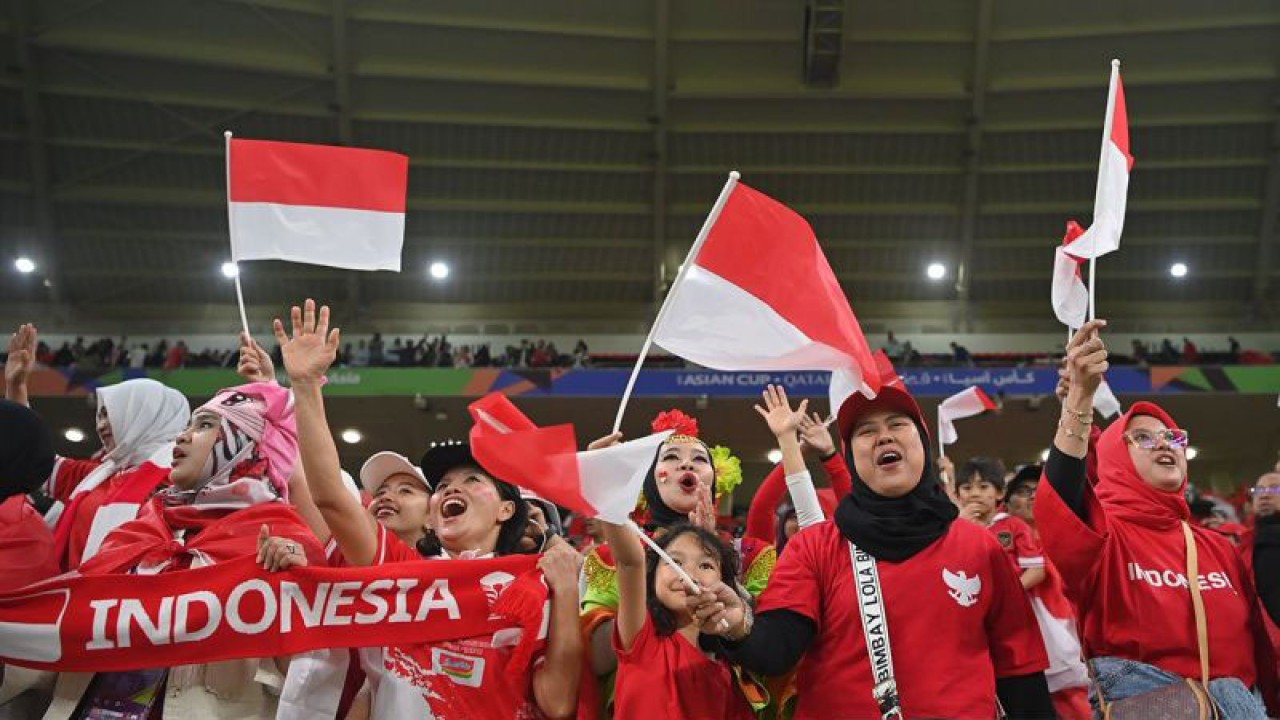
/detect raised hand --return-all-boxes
[797,411,836,457]
[1064,319,1108,401]
[5,323,37,387]
[537,535,582,598]
[587,431,623,451]
[257,524,309,572]
[688,482,717,531]
[272,299,340,385]
[682,580,748,637]
[236,331,276,383]
[753,384,809,440]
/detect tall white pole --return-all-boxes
[611,171,741,434]
[225,131,251,338]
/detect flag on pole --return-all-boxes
[468,393,672,525]
[227,137,409,271]
[1052,220,1089,328]
[1067,63,1134,261]
[650,181,881,416]
[1094,379,1122,419]
[937,386,997,446]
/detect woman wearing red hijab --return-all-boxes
[1036,320,1277,716]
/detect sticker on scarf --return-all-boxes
[433,648,486,687]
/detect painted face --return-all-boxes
[430,466,515,555]
[1125,415,1187,493]
[654,532,724,618]
[170,410,220,491]
[1252,473,1280,518]
[654,440,714,515]
[850,410,925,498]
[956,474,1001,522]
[96,404,115,453]
[370,473,432,543]
[1006,480,1038,525]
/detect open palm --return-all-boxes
[272,299,340,384]
[754,384,808,438]
[5,324,37,385]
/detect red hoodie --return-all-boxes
[1036,402,1277,708]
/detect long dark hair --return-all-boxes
[493,477,530,556]
[645,523,739,637]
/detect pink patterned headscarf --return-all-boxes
[163,381,298,509]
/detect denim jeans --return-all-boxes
[1089,656,1267,719]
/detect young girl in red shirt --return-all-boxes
[601,516,755,720]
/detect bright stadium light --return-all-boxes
[221,262,239,279]
[14,257,36,274]
[340,428,363,444]
[429,261,450,280]
[1169,262,1188,279]
[926,262,946,281]
[1039,448,1050,462]
[64,428,87,443]
[1185,446,1199,461]
[767,449,783,464]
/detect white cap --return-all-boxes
[359,451,429,496]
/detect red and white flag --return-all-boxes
[227,137,409,271]
[1066,63,1134,260]
[1052,220,1089,328]
[469,394,672,525]
[1094,378,1122,419]
[937,386,997,446]
[651,178,881,414]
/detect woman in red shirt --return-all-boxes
[694,359,1053,719]
[0,399,58,592]
[1036,320,1277,716]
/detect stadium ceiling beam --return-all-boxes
[953,0,994,333]
[59,228,651,250]
[61,268,653,284]
[1250,94,1280,319]
[650,0,670,306]
[329,0,365,317]
[9,0,64,305]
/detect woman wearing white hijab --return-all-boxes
[6,325,190,570]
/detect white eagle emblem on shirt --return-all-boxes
[943,569,981,607]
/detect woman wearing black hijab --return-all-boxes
[0,399,57,591]
[692,367,1056,719]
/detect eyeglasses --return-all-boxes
[1008,485,1037,498]
[1252,486,1280,497]
[1123,429,1189,451]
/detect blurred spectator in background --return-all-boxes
[951,341,973,366]
[1182,337,1199,364]
[1130,339,1149,367]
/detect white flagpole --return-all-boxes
[1088,59,1121,322]
[937,408,947,484]
[625,520,701,593]
[224,130,251,338]
[611,170,741,434]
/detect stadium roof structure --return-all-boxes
[1,0,1278,335]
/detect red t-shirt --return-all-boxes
[1036,478,1258,685]
[988,513,1045,574]
[758,520,1047,719]
[358,526,547,720]
[612,616,755,720]
[48,457,170,570]
[0,495,58,591]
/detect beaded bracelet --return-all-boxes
[1062,407,1093,426]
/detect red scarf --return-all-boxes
[1093,402,1189,531]
[79,498,323,576]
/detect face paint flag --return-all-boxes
[468,393,672,525]
[0,555,544,674]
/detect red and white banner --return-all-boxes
[937,386,997,446]
[0,554,543,673]
[469,393,672,525]
[1051,220,1089,329]
[652,178,881,416]
[1065,63,1133,260]
[227,138,409,271]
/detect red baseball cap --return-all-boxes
[835,351,929,447]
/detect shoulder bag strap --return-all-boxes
[1181,521,1211,688]
[848,541,903,720]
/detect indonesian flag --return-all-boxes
[468,393,672,525]
[937,386,997,446]
[652,178,881,414]
[227,137,409,271]
[1052,220,1089,328]
[1094,379,1122,419]
[1066,63,1134,260]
